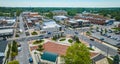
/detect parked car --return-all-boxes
[18,47,22,52]
[29,57,33,63]
[75,32,78,34]
[90,39,94,41]
[100,38,104,41]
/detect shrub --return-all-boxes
[68,39,73,43]
[31,31,38,35]
[60,38,66,41]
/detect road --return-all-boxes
[16,15,31,64]
[63,27,118,56]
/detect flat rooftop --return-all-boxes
[43,21,61,28]
[0,29,13,34]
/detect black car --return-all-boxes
[90,39,94,41]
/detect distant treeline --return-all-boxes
[0,7,120,21]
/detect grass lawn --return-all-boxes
[107,58,113,64]
[68,39,73,43]
[59,38,66,41]
[31,31,38,35]
[33,40,44,44]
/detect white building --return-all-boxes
[41,20,61,33]
[53,15,68,21]
[0,29,14,37]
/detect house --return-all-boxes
[41,51,58,64]
[0,40,8,64]
[52,10,67,15]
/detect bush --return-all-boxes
[31,31,38,35]
[8,60,19,64]
[68,39,73,43]
[15,34,19,37]
[60,38,66,41]
[33,40,44,44]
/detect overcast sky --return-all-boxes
[0,0,120,7]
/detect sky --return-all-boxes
[0,0,120,7]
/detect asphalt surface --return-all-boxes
[64,27,118,56]
[16,15,31,64]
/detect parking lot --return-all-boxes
[91,29,120,47]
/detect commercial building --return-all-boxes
[0,41,8,64]
[41,20,62,33]
[74,14,114,25]
[53,15,68,21]
[67,19,90,28]
[0,17,16,28]
[41,51,58,64]
[0,29,14,38]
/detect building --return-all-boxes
[41,20,62,33]
[41,51,58,64]
[43,41,69,55]
[67,19,90,28]
[53,15,68,22]
[0,29,14,38]
[52,10,67,15]
[0,17,16,28]
[92,54,109,64]
[74,14,111,25]
[0,41,8,64]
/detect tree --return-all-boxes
[113,55,119,64]
[63,43,91,64]
[46,12,53,19]
[104,28,107,34]
[37,45,44,52]
[8,60,19,64]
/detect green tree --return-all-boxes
[104,28,107,34]
[8,60,19,64]
[113,55,119,64]
[46,12,53,19]
[37,44,44,52]
[63,43,91,64]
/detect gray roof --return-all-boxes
[92,54,106,62]
[0,29,13,34]
[0,56,4,64]
[0,40,8,52]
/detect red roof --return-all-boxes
[43,41,69,55]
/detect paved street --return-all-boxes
[16,15,31,64]
[64,27,118,56]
